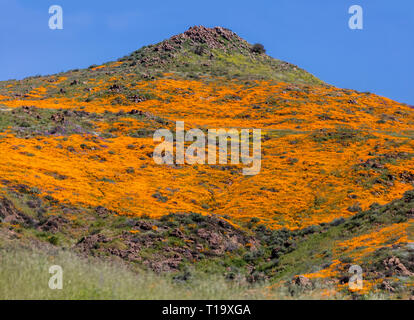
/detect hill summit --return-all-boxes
[155,25,249,52]
[117,25,324,84]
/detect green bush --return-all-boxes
[251,43,266,54]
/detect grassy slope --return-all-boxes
[0,187,412,299]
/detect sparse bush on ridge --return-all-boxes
[251,43,266,54]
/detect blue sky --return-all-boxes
[1,0,413,104]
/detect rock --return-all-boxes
[50,113,65,124]
[380,280,395,292]
[95,206,112,217]
[399,171,414,184]
[108,84,121,92]
[136,220,153,230]
[79,233,119,251]
[208,232,221,247]
[170,228,184,238]
[49,126,66,135]
[247,270,266,283]
[225,236,241,252]
[161,42,174,51]
[383,256,413,276]
[0,197,35,226]
[218,219,231,228]
[166,26,249,54]
[39,215,68,233]
[128,109,143,115]
[197,228,209,239]
[197,228,221,247]
[26,199,41,209]
[293,275,312,287]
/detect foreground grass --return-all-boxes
[0,243,278,300]
[0,245,255,299]
[0,244,344,300]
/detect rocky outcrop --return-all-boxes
[135,26,252,67]
[0,196,34,226]
[383,256,413,277]
[293,275,312,288]
[74,214,257,273]
[169,26,249,51]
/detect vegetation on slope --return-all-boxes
[0,183,412,299]
[0,26,413,299]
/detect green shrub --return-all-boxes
[251,43,266,54]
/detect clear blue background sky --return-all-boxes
[1,0,413,104]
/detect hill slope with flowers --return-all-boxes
[0,26,413,299]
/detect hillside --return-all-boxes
[0,26,413,299]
